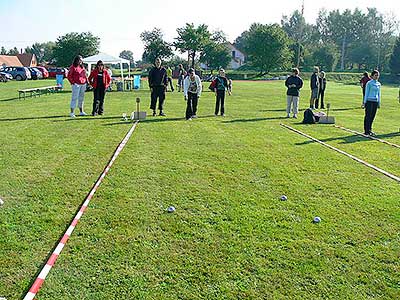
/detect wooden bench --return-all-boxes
[18,86,59,100]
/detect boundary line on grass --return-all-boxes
[280,123,400,183]
[334,125,400,149]
[23,120,139,300]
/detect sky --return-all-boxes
[0,0,399,60]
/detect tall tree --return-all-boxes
[25,42,55,64]
[0,47,7,55]
[174,23,212,67]
[238,23,292,75]
[8,47,19,55]
[200,31,231,72]
[119,50,135,67]
[389,36,400,74]
[53,32,100,67]
[140,28,173,63]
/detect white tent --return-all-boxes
[82,52,131,79]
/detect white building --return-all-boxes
[227,43,245,70]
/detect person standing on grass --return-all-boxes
[310,66,319,109]
[360,72,371,104]
[177,64,186,92]
[183,68,202,120]
[67,55,88,118]
[284,68,303,119]
[88,60,111,116]
[148,57,168,116]
[166,66,174,92]
[363,70,381,136]
[214,68,231,116]
[317,71,327,109]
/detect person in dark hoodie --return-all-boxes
[316,71,327,109]
[285,68,303,118]
[148,57,168,116]
[310,66,319,109]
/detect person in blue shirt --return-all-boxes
[362,70,381,136]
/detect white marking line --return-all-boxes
[281,123,400,183]
[23,121,139,300]
[334,125,400,149]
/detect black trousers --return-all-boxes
[150,86,166,111]
[215,90,226,115]
[167,77,174,91]
[316,89,325,108]
[92,87,106,115]
[364,101,378,134]
[186,92,198,119]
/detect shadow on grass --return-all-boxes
[223,116,287,123]
[52,116,121,122]
[102,115,218,126]
[0,115,66,122]
[295,130,400,146]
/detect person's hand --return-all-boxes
[184,96,187,101]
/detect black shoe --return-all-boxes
[159,112,166,116]
[369,131,376,136]
[152,111,156,116]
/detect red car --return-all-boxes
[35,66,49,78]
[47,67,68,78]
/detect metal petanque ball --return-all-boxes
[280,195,288,201]
[313,216,321,223]
[167,206,176,213]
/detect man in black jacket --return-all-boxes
[148,57,168,116]
[285,68,303,118]
[310,66,320,109]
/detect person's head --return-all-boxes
[155,57,162,68]
[219,68,225,77]
[313,66,319,74]
[178,64,183,69]
[292,68,299,76]
[363,71,369,77]
[188,68,195,78]
[73,55,83,67]
[96,60,104,71]
[319,71,325,78]
[371,70,380,80]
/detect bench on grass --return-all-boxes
[18,86,60,100]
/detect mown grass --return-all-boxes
[0,78,399,299]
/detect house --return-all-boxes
[227,43,245,70]
[0,53,37,68]
[0,55,23,68]
[17,53,37,67]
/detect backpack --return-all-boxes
[303,108,316,124]
[208,79,216,91]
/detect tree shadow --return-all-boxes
[0,115,66,122]
[223,116,287,123]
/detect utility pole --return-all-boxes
[296,0,305,68]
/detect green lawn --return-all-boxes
[0,78,399,300]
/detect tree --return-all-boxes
[1,47,6,55]
[140,28,173,63]
[8,47,19,55]
[25,42,55,64]
[53,32,100,67]
[311,43,339,71]
[389,36,400,74]
[200,31,231,72]
[119,50,135,67]
[174,23,212,67]
[238,23,292,75]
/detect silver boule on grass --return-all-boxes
[167,206,176,213]
[313,216,321,223]
[280,195,288,201]
[0,198,4,206]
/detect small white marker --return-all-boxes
[0,198,4,205]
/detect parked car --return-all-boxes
[28,67,43,80]
[48,67,68,78]
[0,71,13,82]
[34,66,49,78]
[1,66,31,80]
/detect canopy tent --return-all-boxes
[82,52,131,79]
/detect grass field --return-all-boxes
[0,78,399,300]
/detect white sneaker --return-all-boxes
[69,112,76,118]
[187,117,192,121]
[293,114,297,119]
[286,114,290,118]
[79,111,87,116]
[191,115,198,118]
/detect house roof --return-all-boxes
[0,55,23,67]
[17,53,36,66]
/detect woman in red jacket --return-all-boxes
[88,60,111,116]
[67,55,88,117]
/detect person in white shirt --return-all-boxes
[183,68,202,120]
